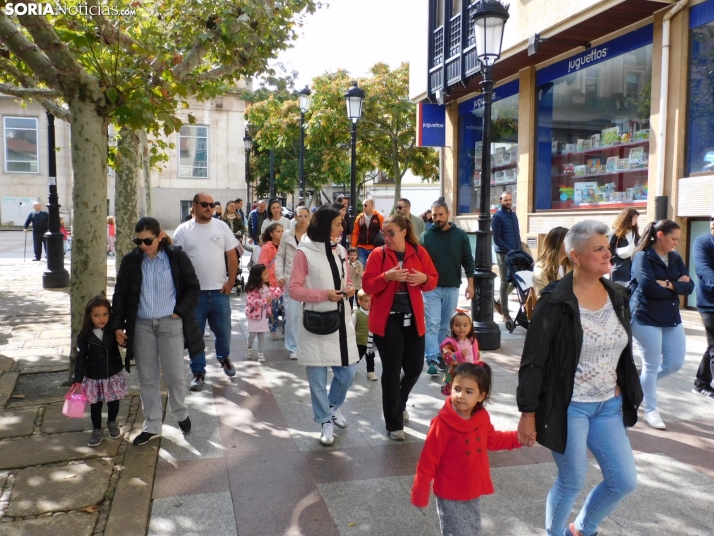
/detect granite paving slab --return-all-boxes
[0,511,97,536]
[0,431,119,470]
[153,458,230,499]
[0,371,19,408]
[41,398,131,434]
[148,491,238,536]
[0,407,36,438]
[0,357,13,372]
[6,459,113,516]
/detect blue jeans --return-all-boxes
[190,290,232,374]
[546,396,637,536]
[283,288,298,354]
[357,247,371,267]
[305,363,358,424]
[269,295,284,333]
[423,286,460,364]
[630,314,686,413]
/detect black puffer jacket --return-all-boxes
[111,244,204,364]
[73,330,123,382]
[516,272,643,454]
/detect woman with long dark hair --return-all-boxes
[111,217,203,446]
[288,205,359,446]
[532,226,571,299]
[362,214,438,440]
[630,219,694,430]
[261,199,291,235]
[609,208,640,286]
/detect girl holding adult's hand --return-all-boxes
[362,215,438,441]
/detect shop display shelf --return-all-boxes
[550,200,648,210]
[552,167,649,180]
[473,162,517,173]
[550,139,650,162]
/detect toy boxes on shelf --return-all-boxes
[601,126,621,147]
[574,181,598,204]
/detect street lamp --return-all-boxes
[344,81,365,218]
[471,0,509,351]
[243,130,252,205]
[298,85,311,202]
[43,111,69,289]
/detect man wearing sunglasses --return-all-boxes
[395,198,425,238]
[692,210,714,401]
[173,193,239,391]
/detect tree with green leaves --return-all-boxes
[0,0,320,380]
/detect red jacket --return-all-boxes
[362,244,438,337]
[411,399,520,507]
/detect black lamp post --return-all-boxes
[43,111,69,289]
[243,130,252,204]
[298,85,311,202]
[344,81,365,218]
[471,0,509,351]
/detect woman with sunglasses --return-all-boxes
[261,199,291,235]
[362,214,438,441]
[111,217,203,446]
[630,219,694,430]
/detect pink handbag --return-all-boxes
[62,385,88,419]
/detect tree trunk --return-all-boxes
[68,98,109,383]
[139,131,152,216]
[114,128,141,267]
[392,138,402,209]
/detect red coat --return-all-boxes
[362,244,438,337]
[411,399,520,507]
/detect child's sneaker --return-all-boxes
[247,348,254,360]
[88,428,104,447]
[257,352,265,363]
[107,421,121,439]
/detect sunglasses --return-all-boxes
[380,229,397,238]
[132,236,158,246]
[395,205,407,210]
[195,201,217,208]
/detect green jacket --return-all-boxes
[419,224,475,288]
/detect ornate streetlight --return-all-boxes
[344,81,365,218]
[43,111,69,288]
[471,0,510,350]
[243,130,252,204]
[298,85,311,202]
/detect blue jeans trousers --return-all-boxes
[190,290,232,374]
[269,295,284,333]
[546,396,638,536]
[630,314,686,413]
[283,288,299,354]
[423,286,460,364]
[305,363,358,424]
[357,247,371,267]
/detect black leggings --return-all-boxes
[90,400,120,430]
[373,314,425,432]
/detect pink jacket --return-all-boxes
[246,286,283,320]
[440,336,481,396]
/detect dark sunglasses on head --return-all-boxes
[196,201,216,208]
[133,236,158,246]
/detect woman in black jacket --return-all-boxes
[516,220,643,536]
[630,220,694,430]
[111,217,203,446]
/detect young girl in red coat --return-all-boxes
[411,362,534,536]
[439,309,481,396]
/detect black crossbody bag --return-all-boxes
[303,243,345,335]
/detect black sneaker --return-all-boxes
[219,357,236,377]
[436,358,447,373]
[132,431,160,446]
[189,372,205,391]
[692,387,714,400]
[178,416,192,434]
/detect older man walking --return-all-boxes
[419,200,475,376]
[693,209,714,400]
[491,192,521,323]
[24,202,49,261]
[395,198,425,237]
[247,199,267,243]
[173,192,239,391]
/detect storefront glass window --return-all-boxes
[457,80,519,215]
[687,0,714,175]
[534,26,652,211]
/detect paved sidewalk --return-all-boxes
[0,229,713,535]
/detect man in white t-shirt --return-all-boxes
[173,192,239,391]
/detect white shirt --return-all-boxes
[173,218,238,290]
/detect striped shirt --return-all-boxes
[138,249,177,319]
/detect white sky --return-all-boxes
[271,0,425,89]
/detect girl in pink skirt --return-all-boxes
[72,297,128,447]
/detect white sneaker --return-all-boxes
[367,371,378,381]
[330,406,347,428]
[644,409,666,430]
[289,353,297,360]
[257,352,265,363]
[320,422,334,446]
[247,348,254,360]
[389,430,406,441]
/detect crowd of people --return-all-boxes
[67,191,713,536]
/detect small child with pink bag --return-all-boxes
[71,297,128,447]
[440,310,483,396]
[244,264,283,363]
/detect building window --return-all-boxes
[687,0,714,175]
[457,80,519,215]
[4,117,39,173]
[178,125,208,178]
[534,25,653,211]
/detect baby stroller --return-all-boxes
[234,235,246,296]
[503,250,534,333]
